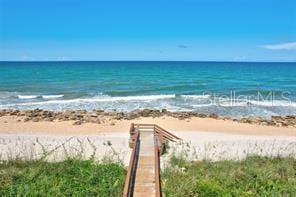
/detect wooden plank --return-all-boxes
[133,131,156,197]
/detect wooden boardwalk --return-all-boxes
[123,124,180,197]
[133,130,156,196]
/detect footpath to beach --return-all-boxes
[122,124,181,196]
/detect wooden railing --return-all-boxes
[154,124,181,142]
[123,131,140,197]
[154,135,161,197]
[132,123,181,142]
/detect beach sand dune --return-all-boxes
[0,116,295,164]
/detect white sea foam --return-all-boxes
[0,91,18,99]
[6,94,296,108]
[4,94,176,106]
[204,97,296,107]
[219,99,296,107]
[17,95,38,99]
[192,104,213,107]
[180,94,211,99]
[91,94,176,102]
[42,95,64,99]
[1,94,295,118]
[249,100,296,107]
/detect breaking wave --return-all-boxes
[17,95,38,99]
[42,95,64,99]
[17,94,64,100]
[1,93,296,118]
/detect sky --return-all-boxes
[0,0,295,61]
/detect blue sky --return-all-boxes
[0,0,295,61]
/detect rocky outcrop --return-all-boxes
[0,108,295,128]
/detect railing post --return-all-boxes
[130,123,135,135]
[129,123,136,148]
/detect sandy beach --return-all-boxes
[1,114,295,165]
[1,115,295,136]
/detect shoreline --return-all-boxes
[0,108,296,128]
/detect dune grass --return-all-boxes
[1,150,296,196]
[0,159,126,196]
[161,156,296,196]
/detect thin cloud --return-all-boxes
[20,55,35,61]
[57,56,71,61]
[178,44,188,49]
[260,42,296,50]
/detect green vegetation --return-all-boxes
[161,156,296,196]
[0,159,126,196]
[1,154,296,196]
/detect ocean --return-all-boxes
[0,61,296,118]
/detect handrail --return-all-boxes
[123,131,140,197]
[154,128,175,140]
[154,136,161,197]
[154,125,181,140]
[133,123,181,141]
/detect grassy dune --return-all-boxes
[1,156,296,196]
[161,156,296,196]
[0,159,125,196]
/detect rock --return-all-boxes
[33,108,42,113]
[76,114,84,118]
[69,116,77,120]
[198,114,207,118]
[260,121,269,126]
[73,120,83,125]
[43,118,52,121]
[10,110,20,116]
[140,109,153,117]
[286,115,296,119]
[209,113,219,119]
[271,116,282,120]
[114,112,125,120]
[280,122,289,127]
[94,109,104,114]
[24,117,31,122]
[48,117,55,122]
[32,118,39,122]
[126,113,138,120]
[29,112,39,118]
[90,113,98,118]
[161,109,167,113]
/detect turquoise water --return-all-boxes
[0,61,296,117]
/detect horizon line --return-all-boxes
[1,60,296,63]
